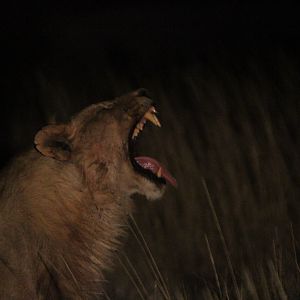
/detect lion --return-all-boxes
[0,89,176,299]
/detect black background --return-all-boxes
[2,2,300,161]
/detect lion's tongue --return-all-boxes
[134,156,177,187]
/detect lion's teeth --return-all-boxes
[132,107,161,139]
[144,111,161,127]
[132,128,140,139]
[137,122,144,130]
[157,167,162,177]
[150,106,157,113]
[152,114,161,127]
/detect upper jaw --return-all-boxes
[131,105,161,139]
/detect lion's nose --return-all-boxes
[132,88,150,98]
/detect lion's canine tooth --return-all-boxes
[157,167,162,177]
[132,128,140,139]
[150,106,157,113]
[152,114,161,127]
[144,111,161,127]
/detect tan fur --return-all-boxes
[0,89,165,299]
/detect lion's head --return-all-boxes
[34,89,176,201]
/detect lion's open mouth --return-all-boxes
[128,106,177,188]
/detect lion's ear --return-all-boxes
[34,124,72,161]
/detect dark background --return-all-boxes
[2,3,300,162]
[1,2,300,299]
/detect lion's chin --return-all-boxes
[138,177,166,201]
[123,174,166,201]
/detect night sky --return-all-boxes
[3,3,300,75]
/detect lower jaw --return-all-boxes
[131,163,167,187]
